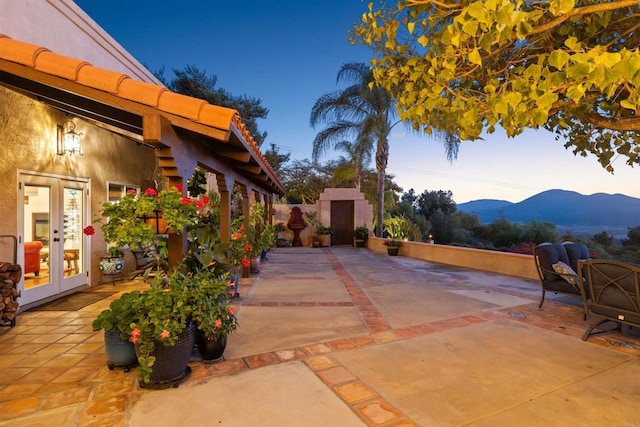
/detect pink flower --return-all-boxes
[160,330,170,339]
[229,307,236,315]
[126,189,137,196]
[174,184,183,193]
[130,328,141,344]
[244,244,251,253]
[195,200,204,209]
[214,319,222,329]
[231,233,243,240]
[241,258,250,268]
[83,225,95,236]
[202,195,210,205]
[180,196,192,205]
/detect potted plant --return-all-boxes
[98,246,125,279]
[92,291,140,371]
[190,269,238,363]
[92,172,242,387]
[228,220,251,296]
[353,226,369,248]
[382,216,418,256]
[316,224,333,247]
[127,268,198,388]
[304,211,318,247]
[383,238,402,256]
[244,203,275,272]
[98,185,200,256]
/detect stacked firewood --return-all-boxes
[0,262,21,323]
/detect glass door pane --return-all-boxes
[60,182,87,291]
[63,188,82,276]
[23,185,52,290]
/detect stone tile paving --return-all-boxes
[0,248,638,426]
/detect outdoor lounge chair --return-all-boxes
[533,242,590,314]
[129,247,158,280]
[577,259,640,341]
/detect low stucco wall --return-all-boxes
[368,237,538,281]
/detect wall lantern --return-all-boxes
[57,120,83,155]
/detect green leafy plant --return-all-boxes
[383,216,419,248]
[229,218,251,269]
[304,211,318,230]
[99,185,200,253]
[93,171,241,384]
[189,269,238,341]
[316,224,333,235]
[242,203,275,257]
[92,290,140,340]
[107,246,124,258]
[353,226,369,241]
[126,267,237,384]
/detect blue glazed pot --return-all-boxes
[104,330,137,371]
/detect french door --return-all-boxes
[18,172,90,305]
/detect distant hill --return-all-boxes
[457,190,640,229]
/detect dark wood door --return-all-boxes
[330,201,354,246]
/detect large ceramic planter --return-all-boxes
[387,246,400,256]
[195,330,227,364]
[136,322,195,389]
[317,234,331,247]
[354,239,366,248]
[104,330,137,372]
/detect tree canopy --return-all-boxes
[156,65,269,146]
[352,0,640,171]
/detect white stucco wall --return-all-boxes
[0,0,161,84]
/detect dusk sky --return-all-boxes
[74,0,639,204]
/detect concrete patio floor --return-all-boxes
[0,247,639,426]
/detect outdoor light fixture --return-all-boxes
[57,120,83,156]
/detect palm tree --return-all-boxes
[310,62,458,236]
[333,138,373,190]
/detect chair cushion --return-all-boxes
[562,242,590,272]
[552,261,577,285]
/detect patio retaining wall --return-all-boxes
[368,237,538,281]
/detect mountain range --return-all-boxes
[457,190,640,234]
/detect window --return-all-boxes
[107,182,139,203]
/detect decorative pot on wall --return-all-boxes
[99,257,124,275]
[387,246,400,256]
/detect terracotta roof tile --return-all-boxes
[156,91,206,121]
[0,33,284,192]
[117,78,166,107]
[0,36,49,67]
[77,66,127,94]
[198,104,237,130]
[34,51,89,80]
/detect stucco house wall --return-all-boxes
[273,188,374,247]
[0,85,156,284]
[0,0,161,84]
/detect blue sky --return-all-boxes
[74,0,639,204]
